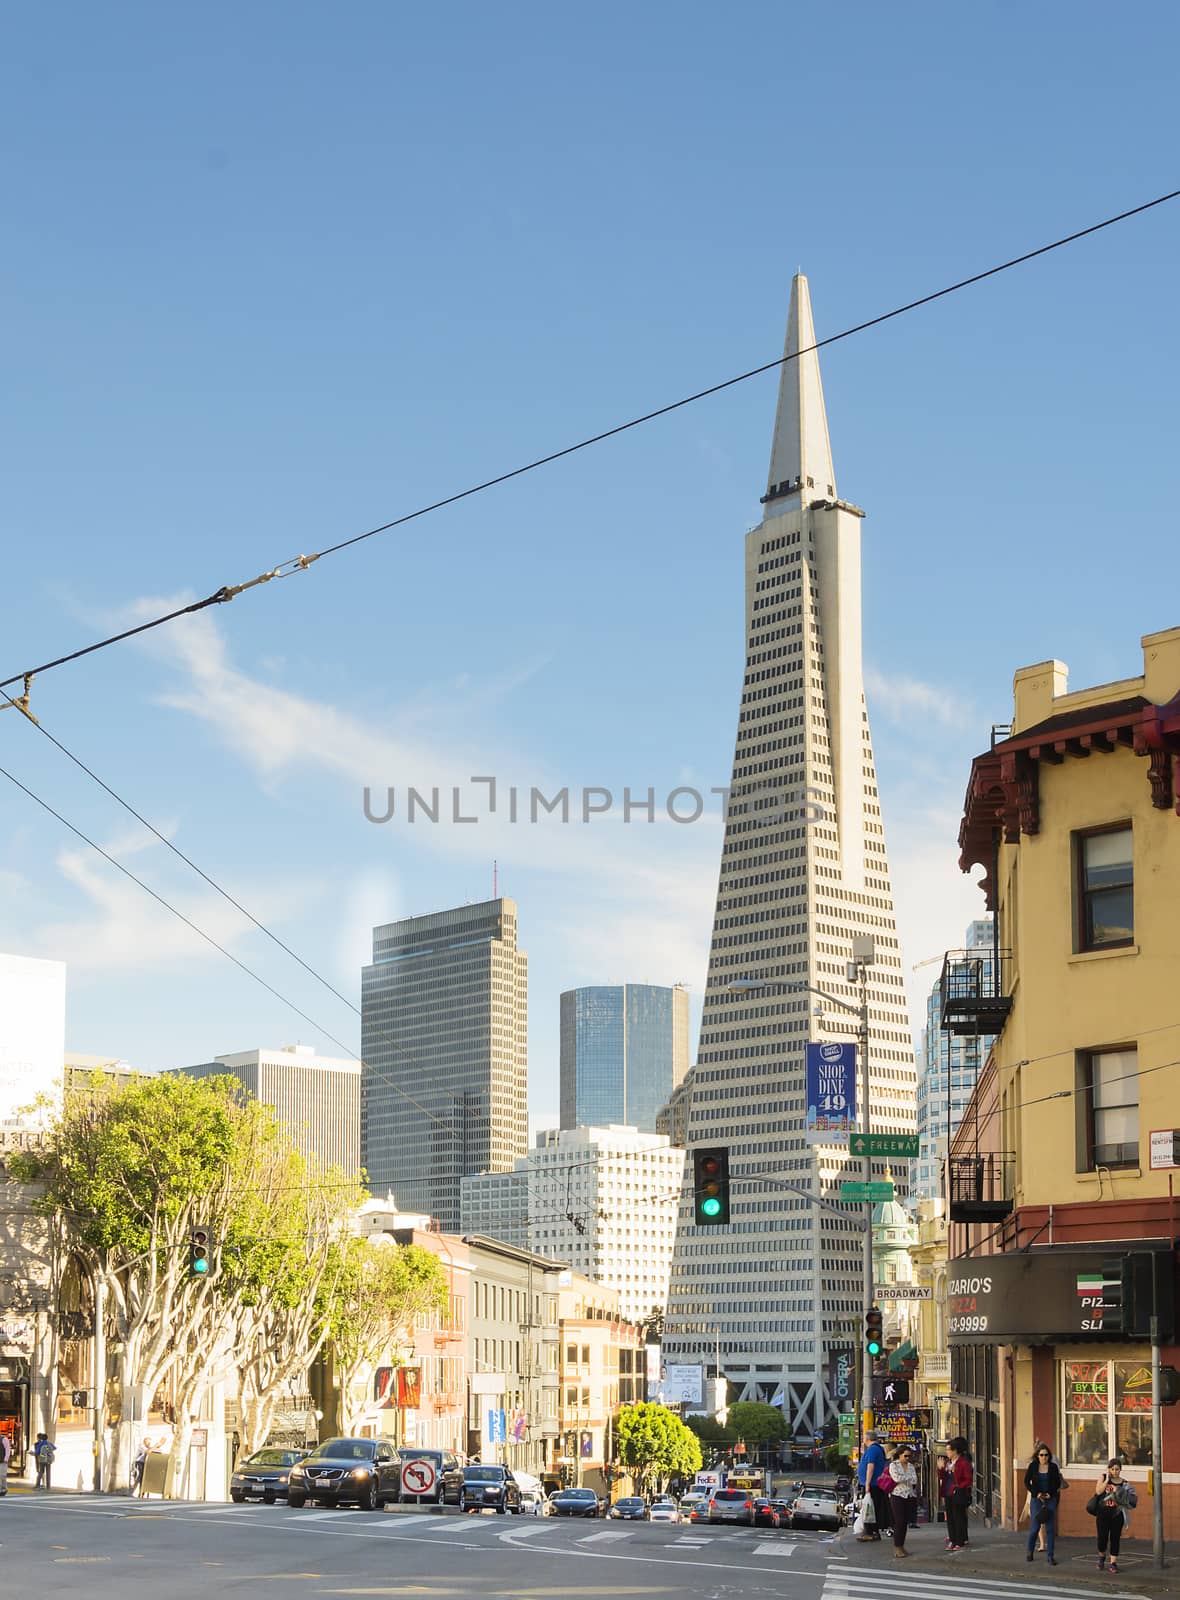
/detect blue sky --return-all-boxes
[2,2,1178,1126]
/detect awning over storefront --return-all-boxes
[947,1245,1175,1345]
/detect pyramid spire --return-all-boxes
[766,273,837,501]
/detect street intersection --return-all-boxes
[1,1497,1148,1600]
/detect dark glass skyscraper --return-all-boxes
[559,983,688,1132]
[361,898,528,1230]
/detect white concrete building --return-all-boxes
[527,1125,685,1326]
[663,274,916,1434]
[0,952,66,1128]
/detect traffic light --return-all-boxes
[865,1305,884,1359]
[693,1148,731,1226]
[189,1224,212,1278]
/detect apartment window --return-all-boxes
[1076,826,1133,950]
[1078,1047,1139,1169]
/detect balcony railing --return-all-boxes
[918,1352,950,1382]
[940,948,1013,1038]
[946,1153,1014,1222]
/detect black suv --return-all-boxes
[287,1437,401,1510]
[457,1464,522,1514]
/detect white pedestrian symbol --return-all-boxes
[884,1381,896,1401]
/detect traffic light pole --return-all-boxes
[857,957,873,1454]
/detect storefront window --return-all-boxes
[1062,1359,1152,1466]
[1114,1362,1153,1465]
[1064,1360,1109,1463]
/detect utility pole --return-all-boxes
[92,1271,106,1492]
[1151,1308,1165,1569]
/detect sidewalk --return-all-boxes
[836,1519,1180,1595]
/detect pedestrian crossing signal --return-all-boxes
[693,1148,731,1226]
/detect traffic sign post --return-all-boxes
[850,1132,920,1159]
[401,1456,438,1498]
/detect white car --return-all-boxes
[649,1498,680,1524]
[519,1488,545,1516]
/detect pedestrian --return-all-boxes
[0,1428,11,1496]
[33,1431,56,1490]
[945,1436,973,1551]
[856,1429,890,1542]
[1024,1445,1063,1565]
[1029,1440,1067,1551]
[131,1437,148,1496]
[889,1445,918,1558]
[1093,1457,1137,1574]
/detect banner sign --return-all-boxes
[873,1407,932,1450]
[947,1248,1175,1345]
[487,1408,506,1444]
[397,1366,421,1409]
[828,1348,855,1408]
[805,1042,857,1144]
[661,1364,703,1405]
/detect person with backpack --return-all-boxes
[1092,1458,1137,1574]
[33,1432,56,1490]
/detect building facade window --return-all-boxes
[1061,1359,1153,1466]
[1075,826,1133,951]
[1077,1047,1139,1170]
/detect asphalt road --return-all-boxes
[2,1497,1143,1600]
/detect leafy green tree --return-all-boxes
[12,1072,361,1491]
[684,1412,735,1450]
[327,1237,448,1434]
[615,1402,702,1494]
[726,1400,787,1443]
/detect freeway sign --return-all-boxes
[840,1180,895,1202]
[849,1132,920,1159]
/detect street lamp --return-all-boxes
[726,937,877,1450]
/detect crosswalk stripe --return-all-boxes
[753,1541,796,1556]
[578,1530,634,1543]
[822,1571,1137,1600]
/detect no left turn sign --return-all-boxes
[401,1457,438,1496]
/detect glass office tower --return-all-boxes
[559,983,688,1133]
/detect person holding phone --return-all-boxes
[1094,1458,1137,1573]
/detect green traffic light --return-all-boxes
[867,1339,882,1356]
[193,1256,209,1274]
[701,1196,722,1217]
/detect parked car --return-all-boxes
[398,1448,464,1505]
[287,1437,401,1510]
[789,1486,845,1531]
[751,1498,781,1528]
[230,1446,307,1503]
[648,1498,680,1524]
[457,1464,522,1514]
[610,1496,649,1520]
[549,1487,601,1518]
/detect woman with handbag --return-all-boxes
[888,1445,919,1558]
[1092,1458,1137,1573]
[946,1437,973,1551]
[1024,1447,1063,1565]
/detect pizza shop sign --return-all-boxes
[947,1247,1174,1346]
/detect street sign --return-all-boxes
[875,1284,933,1301]
[401,1456,438,1496]
[850,1132,920,1159]
[840,1181,895,1202]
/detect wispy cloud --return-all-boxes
[865,664,974,731]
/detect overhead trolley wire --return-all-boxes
[3,186,1178,700]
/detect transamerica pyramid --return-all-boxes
[662,274,916,1434]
